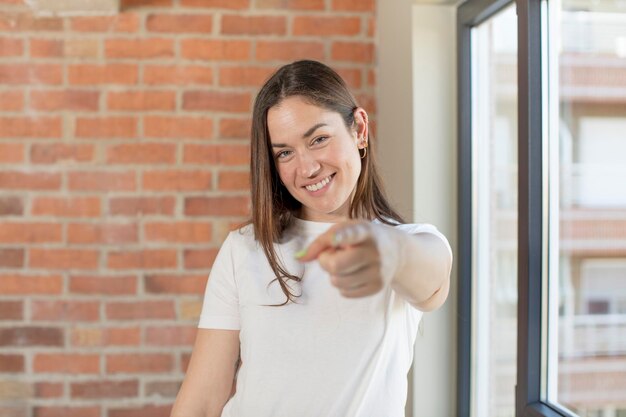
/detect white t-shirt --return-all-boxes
[198,217,452,417]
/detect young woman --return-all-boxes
[170,60,453,417]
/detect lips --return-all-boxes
[302,173,335,192]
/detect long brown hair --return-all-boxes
[249,60,404,306]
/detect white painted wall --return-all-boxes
[378,2,458,416]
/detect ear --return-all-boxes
[352,107,369,148]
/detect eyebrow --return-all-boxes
[271,123,328,148]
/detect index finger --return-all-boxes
[295,223,372,262]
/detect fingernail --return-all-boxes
[294,249,307,259]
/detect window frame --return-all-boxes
[456,0,580,415]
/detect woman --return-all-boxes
[170,60,453,417]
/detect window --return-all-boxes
[458,0,626,415]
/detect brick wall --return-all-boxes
[0,0,377,415]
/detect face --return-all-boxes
[267,96,368,222]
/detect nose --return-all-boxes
[296,151,321,178]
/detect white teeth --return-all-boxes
[305,175,332,192]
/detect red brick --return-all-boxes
[70,15,140,32]
[145,325,196,345]
[30,249,99,270]
[31,144,94,164]
[183,249,219,269]
[34,354,100,373]
[219,118,250,139]
[144,115,213,139]
[332,41,375,63]
[332,0,374,11]
[0,275,62,294]
[68,171,136,192]
[256,0,324,9]
[183,91,250,112]
[218,170,249,190]
[185,196,250,217]
[106,300,175,319]
[34,406,100,417]
[181,352,191,372]
[219,66,273,87]
[145,273,207,293]
[32,300,100,321]
[109,196,175,216]
[180,0,249,8]
[34,382,64,398]
[63,39,99,59]
[0,38,23,57]
[0,116,62,138]
[0,249,24,268]
[105,38,173,59]
[0,64,62,85]
[70,327,141,347]
[0,172,61,190]
[336,67,363,89]
[0,404,27,416]
[32,197,101,218]
[68,223,138,244]
[121,0,173,8]
[356,92,376,113]
[106,143,176,164]
[0,143,23,163]
[147,13,213,33]
[0,354,24,372]
[256,40,324,61]
[145,381,179,398]
[183,144,250,165]
[109,405,171,417]
[368,68,376,86]
[0,223,62,243]
[30,90,99,111]
[68,64,138,85]
[107,250,177,269]
[145,222,212,243]
[107,353,173,373]
[144,65,213,85]
[107,91,176,111]
[106,327,140,345]
[0,13,63,31]
[0,327,64,347]
[70,380,138,399]
[367,16,375,37]
[0,301,22,320]
[29,39,63,58]
[75,116,137,139]
[0,91,23,111]
[70,275,137,295]
[143,170,212,191]
[181,39,250,61]
[221,14,286,35]
[293,16,360,36]
[0,196,23,215]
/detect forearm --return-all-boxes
[374,225,453,311]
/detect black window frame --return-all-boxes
[456,0,579,415]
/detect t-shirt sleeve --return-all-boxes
[198,232,240,330]
[371,222,453,286]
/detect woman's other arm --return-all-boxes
[170,328,240,417]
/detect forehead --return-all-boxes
[267,96,342,143]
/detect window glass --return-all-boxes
[548,0,626,413]
[470,5,518,416]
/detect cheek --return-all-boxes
[276,164,293,186]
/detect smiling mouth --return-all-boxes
[303,173,335,192]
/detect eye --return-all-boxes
[275,150,292,160]
[311,136,329,146]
